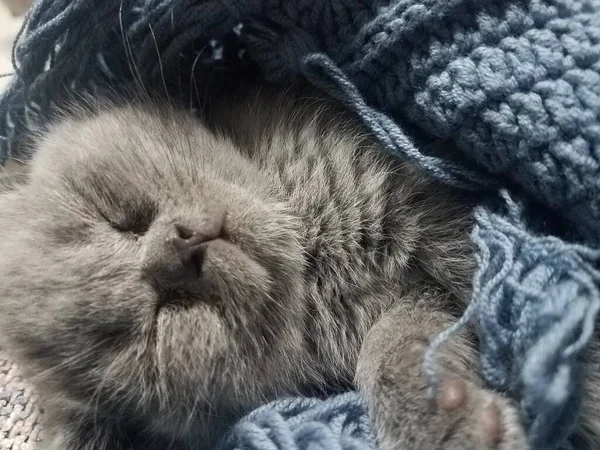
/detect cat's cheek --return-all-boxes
[201,239,272,303]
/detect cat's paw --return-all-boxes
[374,376,528,450]
[433,378,528,450]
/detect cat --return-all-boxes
[0,81,598,450]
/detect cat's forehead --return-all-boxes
[29,106,220,187]
[47,107,192,161]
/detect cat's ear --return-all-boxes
[0,158,31,194]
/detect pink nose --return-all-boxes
[168,221,224,275]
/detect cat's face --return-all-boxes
[0,103,308,436]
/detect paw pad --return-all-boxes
[438,379,509,448]
[438,379,466,411]
[481,403,501,444]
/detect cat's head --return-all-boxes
[0,98,309,438]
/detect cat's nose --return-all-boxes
[167,220,224,275]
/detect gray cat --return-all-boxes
[0,82,598,450]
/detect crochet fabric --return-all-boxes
[0,350,43,450]
[0,1,599,449]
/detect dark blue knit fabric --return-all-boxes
[1,1,600,449]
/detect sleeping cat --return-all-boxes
[0,82,598,450]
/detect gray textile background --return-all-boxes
[0,351,44,450]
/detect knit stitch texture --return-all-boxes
[0,1,599,449]
[0,350,44,450]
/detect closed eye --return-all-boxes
[110,217,152,236]
[101,203,157,237]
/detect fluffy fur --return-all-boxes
[0,83,598,450]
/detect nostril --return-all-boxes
[174,224,194,240]
[168,217,226,276]
[168,234,207,276]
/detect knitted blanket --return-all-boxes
[0,1,599,449]
[0,350,43,450]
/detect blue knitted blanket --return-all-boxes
[1,1,600,449]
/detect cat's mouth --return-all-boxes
[157,287,200,310]
[144,233,240,312]
[146,236,272,317]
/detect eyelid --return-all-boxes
[98,211,116,227]
[99,207,156,236]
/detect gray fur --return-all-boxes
[0,84,598,449]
